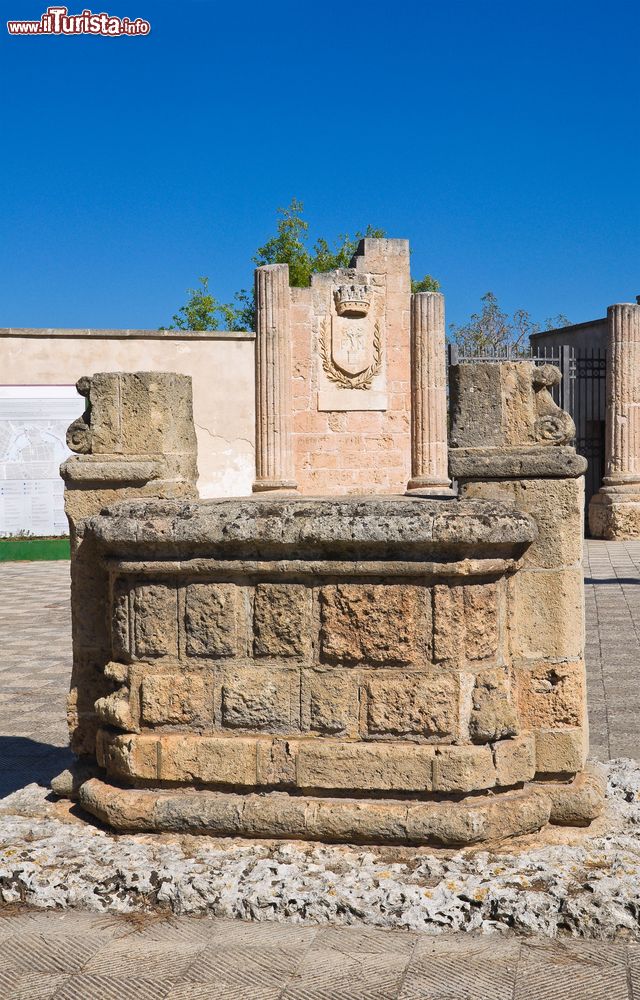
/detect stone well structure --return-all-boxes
[55,352,604,846]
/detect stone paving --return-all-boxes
[1,544,640,997]
[584,540,640,761]
[1,909,640,1000]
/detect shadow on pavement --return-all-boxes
[0,736,74,798]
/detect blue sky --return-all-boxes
[1,0,639,330]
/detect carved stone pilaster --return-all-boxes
[253,264,297,492]
[589,303,640,538]
[407,292,451,493]
[60,372,199,757]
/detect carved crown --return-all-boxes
[334,283,371,316]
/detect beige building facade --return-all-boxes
[0,329,255,522]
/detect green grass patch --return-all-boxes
[0,537,70,561]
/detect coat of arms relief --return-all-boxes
[320,283,383,390]
[317,279,386,412]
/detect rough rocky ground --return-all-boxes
[0,759,639,939]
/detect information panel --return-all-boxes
[0,386,81,538]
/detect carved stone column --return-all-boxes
[407,291,451,493]
[589,303,640,538]
[253,263,297,492]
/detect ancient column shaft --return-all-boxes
[407,291,451,492]
[253,263,297,491]
[605,302,640,483]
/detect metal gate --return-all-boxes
[446,344,607,519]
[572,350,607,514]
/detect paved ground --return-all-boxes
[584,540,640,760]
[1,909,640,1000]
[1,543,640,997]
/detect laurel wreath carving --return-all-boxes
[319,319,383,390]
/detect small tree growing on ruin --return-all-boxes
[161,200,441,332]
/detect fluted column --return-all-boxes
[253,263,297,492]
[407,291,451,493]
[604,302,640,484]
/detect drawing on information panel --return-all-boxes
[0,389,80,537]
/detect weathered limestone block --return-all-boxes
[431,745,495,793]
[468,668,519,743]
[534,727,587,775]
[253,583,310,657]
[256,738,297,785]
[320,583,431,665]
[111,581,132,662]
[364,671,459,741]
[112,580,180,661]
[460,478,584,570]
[509,568,583,662]
[141,674,211,727]
[433,583,499,664]
[79,777,553,846]
[590,495,640,540]
[450,362,575,451]
[516,661,585,729]
[97,731,158,781]
[220,666,299,732]
[65,371,199,462]
[158,735,257,786]
[301,669,359,736]
[185,583,240,658]
[493,734,536,786]
[295,741,435,793]
[134,584,178,659]
[544,763,606,826]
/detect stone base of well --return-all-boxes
[58,490,602,848]
[589,488,640,540]
[73,765,604,846]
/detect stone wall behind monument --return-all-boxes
[255,239,413,495]
[0,329,255,504]
[294,239,411,494]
